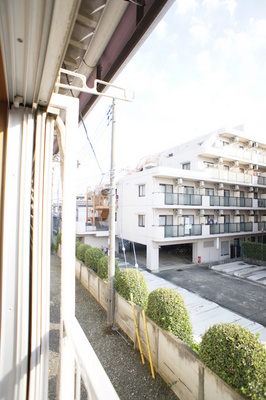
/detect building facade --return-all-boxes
[116,127,266,272]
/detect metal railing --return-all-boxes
[258,176,266,185]
[258,221,266,231]
[165,193,202,206]
[63,318,119,400]
[258,199,266,207]
[210,222,252,234]
[164,224,202,238]
[210,196,252,207]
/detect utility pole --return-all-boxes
[55,68,133,325]
[107,98,116,325]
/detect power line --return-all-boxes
[62,63,104,175]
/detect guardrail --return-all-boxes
[63,317,119,400]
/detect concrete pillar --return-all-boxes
[147,241,159,272]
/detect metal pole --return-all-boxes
[107,98,116,324]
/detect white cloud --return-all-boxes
[224,0,237,17]
[189,24,209,46]
[175,0,198,14]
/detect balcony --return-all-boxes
[164,224,202,238]
[165,193,202,206]
[210,222,253,235]
[258,176,266,185]
[210,196,252,207]
[258,199,266,208]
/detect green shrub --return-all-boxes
[199,323,266,399]
[76,239,81,256]
[85,247,105,272]
[242,241,266,261]
[56,230,61,248]
[115,268,149,309]
[146,288,193,346]
[97,256,120,280]
[76,244,91,262]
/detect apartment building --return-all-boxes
[116,127,266,272]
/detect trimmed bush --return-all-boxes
[77,244,91,262]
[115,268,149,309]
[242,241,266,262]
[146,288,193,346]
[199,323,266,399]
[85,247,105,272]
[76,239,81,256]
[97,256,120,280]
[56,230,61,248]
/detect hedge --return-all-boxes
[85,247,105,272]
[115,268,149,309]
[97,256,120,280]
[199,323,266,399]
[146,288,193,346]
[242,241,266,261]
[76,244,91,263]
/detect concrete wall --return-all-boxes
[75,259,245,400]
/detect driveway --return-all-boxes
[157,264,266,328]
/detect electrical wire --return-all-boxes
[62,63,104,175]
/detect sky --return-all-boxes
[73,0,266,193]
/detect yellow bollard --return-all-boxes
[130,293,145,365]
[142,310,155,379]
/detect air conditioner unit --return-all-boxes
[218,183,224,190]
[234,210,239,215]
[178,209,183,216]
[218,157,223,164]
[253,141,259,148]
[248,187,254,192]
[249,210,254,215]
[254,187,258,193]
[248,140,253,147]
[200,209,205,216]
[249,163,253,170]
[233,136,239,142]
[254,165,258,171]
[234,160,239,167]
[219,209,224,215]
[177,178,183,186]
[233,185,239,191]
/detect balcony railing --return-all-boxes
[210,222,252,234]
[210,196,252,207]
[258,199,266,207]
[165,193,202,206]
[164,224,202,238]
[258,176,266,185]
[258,221,266,231]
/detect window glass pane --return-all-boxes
[221,241,229,256]
[184,186,194,194]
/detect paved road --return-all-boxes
[156,264,266,328]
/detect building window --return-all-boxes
[183,215,194,224]
[138,215,145,227]
[138,184,145,197]
[159,215,173,226]
[204,161,214,168]
[205,188,214,196]
[222,140,229,146]
[221,241,229,256]
[159,184,173,193]
[182,162,190,170]
[184,186,194,194]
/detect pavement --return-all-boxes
[117,256,266,345]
